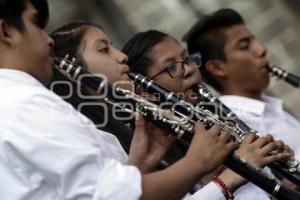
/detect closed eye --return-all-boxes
[98,47,109,54]
[239,42,250,50]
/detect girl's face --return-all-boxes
[79,26,130,87]
[145,37,202,105]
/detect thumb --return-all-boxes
[134,112,146,136]
[194,122,206,135]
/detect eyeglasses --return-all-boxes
[150,52,202,79]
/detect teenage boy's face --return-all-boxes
[14,1,54,85]
[221,24,270,93]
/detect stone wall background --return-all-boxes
[47,0,300,119]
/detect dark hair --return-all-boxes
[122,30,169,75]
[50,21,98,112]
[49,21,132,152]
[0,0,49,31]
[183,8,244,91]
[50,20,101,63]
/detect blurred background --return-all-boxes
[47,0,300,119]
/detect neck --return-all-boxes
[0,52,25,71]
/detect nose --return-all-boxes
[113,47,128,64]
[48,37,55,48]
[255,40,267,58]
[183,62,197,78]
[45,31,54,48]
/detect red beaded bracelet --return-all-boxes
[212,176,234,200]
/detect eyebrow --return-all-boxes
[163,49,187,64]
[93,38,112,48]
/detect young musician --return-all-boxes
[183,8,300,159]
[184,9,300,194]
[123,29,292,199]
[0,2,238,198]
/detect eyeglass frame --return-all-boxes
[149,52,202,79]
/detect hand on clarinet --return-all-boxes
[218,134,292,192]
[128,112,175,173]
[184,123,239,175]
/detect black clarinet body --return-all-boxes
[55,56,300,200]
[128,72,300,199]
[267,64,300,88]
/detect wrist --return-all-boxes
[128,158,149,174]
[218,169,248,192]
[212,175,235,200]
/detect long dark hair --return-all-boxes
[49,21,132,152]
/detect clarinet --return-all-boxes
[129,72,300,185]
[267,64,300,89]
[195,84,254,132]
[195,84,300,186]
[128,72,300,185]
[55,56,300,200]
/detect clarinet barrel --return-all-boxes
[267,64,300,88]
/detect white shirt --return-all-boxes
[0,69,142,200]
[220,95,300,160]
[0,69,228,200]
[218,94,300,199]
[185,182,225,200]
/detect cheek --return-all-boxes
[157,78,183,93]
[84,54,116,76]
[227,56,253,77]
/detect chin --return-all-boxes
[262,76,270,89]
[43,71,54,86]
[183,90,199,106]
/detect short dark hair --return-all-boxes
[122,30,169,75]
[183,8,244,91]
[0,0,49,31]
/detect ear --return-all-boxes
[0,20,16,45]
[205,59,227,79]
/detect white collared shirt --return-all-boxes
[0,69,142,200]
[220,95,300,160]
[0,69,228,200]
[217,94,300,199]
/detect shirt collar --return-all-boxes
[219,95,266,116]
[0,68,43,87]
[262,95,284,116]
[219,95,284,117]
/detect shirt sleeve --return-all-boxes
[183,182,225,200]
[2,91,142,200]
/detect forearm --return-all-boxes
[141,158,207,200]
